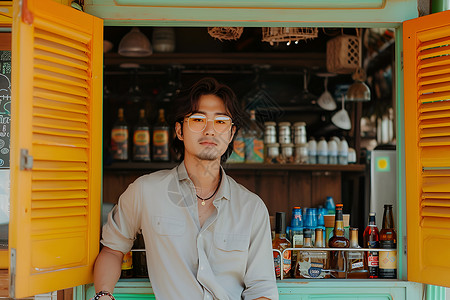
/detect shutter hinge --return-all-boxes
[20,149,33,170]
[401,51,403,71]
[9,248,16,298]
[403,235,407,256]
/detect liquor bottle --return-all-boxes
[363,212,380,278]
[289,207,303,277]
[272,212,292,279]
[295,229,328,278]
[152,108,170,161]
[133,109,151,161]
[379,204,397,279]
[132,233,148,278]
[313,228,330,278]
[227,129,245,163]
[111,108,129,161]
[121,250,133,278]
[244,110,264,163]
[346,228,369,278]
[328,203,349,278]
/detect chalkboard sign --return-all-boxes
[0,51,11,169]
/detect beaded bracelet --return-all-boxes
[93,291,115,300]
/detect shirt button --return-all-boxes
[200,266,204,271]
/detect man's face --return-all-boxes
[175,94,235,162]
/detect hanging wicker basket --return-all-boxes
[262,27,318,45]
[207,27,244,41]
[326,34,360,74]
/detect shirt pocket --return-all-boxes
[152,216,186,236]
[214,232,249,252]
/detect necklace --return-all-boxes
[196,173,222,206]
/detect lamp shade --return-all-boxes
[118,27,152,57]
[346,80,371,101]
[346,67,371,102]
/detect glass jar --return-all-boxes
[278,122,292,144]
[265,143,280,163]
[294,143,308,164]
[293,122,307,144]
[264,121,277,144]
[280,143,294,163]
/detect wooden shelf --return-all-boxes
[103,162,366,172]
[103,52,326,69]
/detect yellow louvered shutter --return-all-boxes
[10,0,103,297]
[403,10,450,288]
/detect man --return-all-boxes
[94,77,278,300]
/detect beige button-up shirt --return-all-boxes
[101,162,278,300]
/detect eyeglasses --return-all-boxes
[185,113,233,133]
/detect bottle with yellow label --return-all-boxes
[379,204,397,279]
[121,250,133,278]
[133,109,151,161]
[111,108,129,161]
[152,108,170,161]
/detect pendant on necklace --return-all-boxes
[201,200,206,206]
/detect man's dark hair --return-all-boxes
[171,77,245,163]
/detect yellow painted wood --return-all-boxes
[0,1,12,27]
[10,0,103,297]
[403,9,450,288]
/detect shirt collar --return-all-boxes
[176,161,230,201]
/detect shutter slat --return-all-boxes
[33,127,89,139]
[31,207,87,219]
[419,109,450,120]
[34,98,88,115]
[32,161,87,172]
[33,16,91,44]
[420,100,450,112]
[33,116,88,132]
[32,171,88,181]
[419,117,450,128]
[34,107,88,123]
[420,126,450,138]
[34,87,87,106]
[422,199,450,208]
[418,63,450,77]
[419,81,450,94]
[35,49,88,71]
[32,199,88,209]
[417,44,450,60]
[34,78,89,98]
[422,206,450,218]
[418,55,450,69]
[34,68,88,89]
[419,73,450,87]
[34,40,88,64]
[35,59,88,82]
[35,29,87,53]
[31,181,88,191]
[33,145,88,162]
[32,190,88,200]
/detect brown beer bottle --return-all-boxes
[328,204,349,278]
[379,204,397,279]
[272,212,292,279]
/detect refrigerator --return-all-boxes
[365,145,397,230]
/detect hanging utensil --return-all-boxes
[331,95,351,130]
[317,75,337,111]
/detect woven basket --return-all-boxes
[207,27,243,41]
[326,35,360,74]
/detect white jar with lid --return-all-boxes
[264,121,277,144]
[265,143,280,163]
[293,122,307,144]
[294,143,308,164]
[278,122,291,144]
[152,27,176,53]
[280,143,294,163]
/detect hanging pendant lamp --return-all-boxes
[346,28,371,102]
[118,27,153,57]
